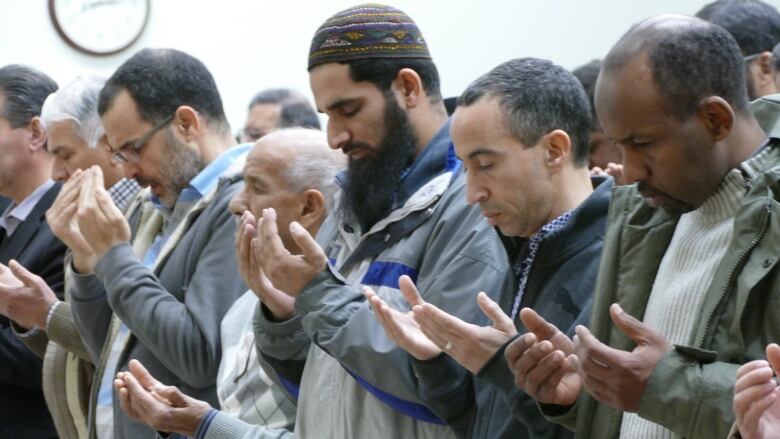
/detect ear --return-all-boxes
[697,96,733,142]
[28,116,47,152]
[542,129,572,173]
[391,68,424,110]
[172,106,201,142]
[757,51,774,76]
[296,189,326,236]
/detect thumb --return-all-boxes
[398,275,424,307]
[152,383,188,408]
[609,303,656,345]
[766,343,780,375]
[128,359,162,390]
[9,260,39,287]
[519,307,558,341]
[477,292,515,333]
[289,221,326,265]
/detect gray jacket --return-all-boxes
[69,174,247,439]
[255,122,514,439]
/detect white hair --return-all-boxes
[275,128,344,209]
[40,75,106,148]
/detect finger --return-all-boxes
[259,208,288,258]
[398,275,425,307]
[569,353,614,402]
[734,375,776,417]
[524,349,566,396]
[151,383,188,407]
[736,360,771,384]
[514,339,555,380]
[116,385,134,417]
[609,303,660,345]
[573,325,625,377]
[128,359,161,390]
[77,168,97,216]
[412,306,450,348]
[519,308,560,342]
[506,332,537,365]
[91,165,105,188]
[741,389,779,434]
[477,292,514,333]
[767,343,780,375]
[8,260,40,288]
[289,221,326,264]
[415,303,468,344]
[735,366,775,395]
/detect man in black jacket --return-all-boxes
[0,64,65,438]
[366,58,609,438]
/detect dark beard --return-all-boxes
[340,96,417,230]
[156,129,206,208]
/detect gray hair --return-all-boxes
[41,76,106,148]
[275,128,344,209]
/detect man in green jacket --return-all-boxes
[505,14,780,439]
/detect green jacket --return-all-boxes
[546,94,780,439]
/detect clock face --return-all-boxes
[49,0,150,56]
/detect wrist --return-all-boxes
[39,299,60,330]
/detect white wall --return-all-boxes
[2,0,779,131]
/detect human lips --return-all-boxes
[482,210,502,226]
[342,144,370,161]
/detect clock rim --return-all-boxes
[48,0,151,57]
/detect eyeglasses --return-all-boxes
[108,114,174,163]
[744,53,762,64]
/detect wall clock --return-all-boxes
[49,0,150,56]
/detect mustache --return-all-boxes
[342,142,372,156]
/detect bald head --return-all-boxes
[600,14,749,120]
[230,128,344,250]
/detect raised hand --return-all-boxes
[734,344,780,439]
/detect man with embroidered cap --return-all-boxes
[45,48,248,438]
[251,4,511,438]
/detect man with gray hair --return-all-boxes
[113,128,344,439]
[238,88,320,143]
[0,75,142,438]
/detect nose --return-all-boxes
[51,159,69,183]
[465,176,488,205]
[228,187,248,216]
[121,160,142,180]
[620,145,648,185]
[327,120,351,151]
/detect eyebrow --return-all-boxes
[325,98,359,113]
[466,147,500,160]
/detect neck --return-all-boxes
[199,130,238,165]
[547,166,594,222]
[411,104,448,156]
[724,115,768,168]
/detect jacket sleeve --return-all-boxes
[0,321,45,389]
[253,303,310,396]
[634,347,740,439]
[68,271,114,363]
[94,199,245,389]
[45,302,92,361]
[295,203,512,406]
[195,409,294,439]
[411,353,474,436]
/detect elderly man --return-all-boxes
[238,88,320,143]
[365,57,609,439]
[0,75,143,439]
[113,128,345,439]
[46,48,248,438]
[0,64,63,438]
[697,0,780,99]
[251,4,511,438]
[507,15,780,439]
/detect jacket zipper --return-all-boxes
[697,199,771,348]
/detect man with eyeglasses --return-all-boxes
[38,48,249,438]
[697,0,780,100]
[238,88,320,143]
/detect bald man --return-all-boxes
[114,128,345,438]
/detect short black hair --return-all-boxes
[696,0,780,56]
[572,59,603,130]
[603,17,749,120]
[341,58,442,102]
[248,88,320,129]
[458,58,592,168]
[0,65,58,128]
[98,48,229,132]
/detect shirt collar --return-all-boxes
[3,179,55,223]
[150,143,252,209]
